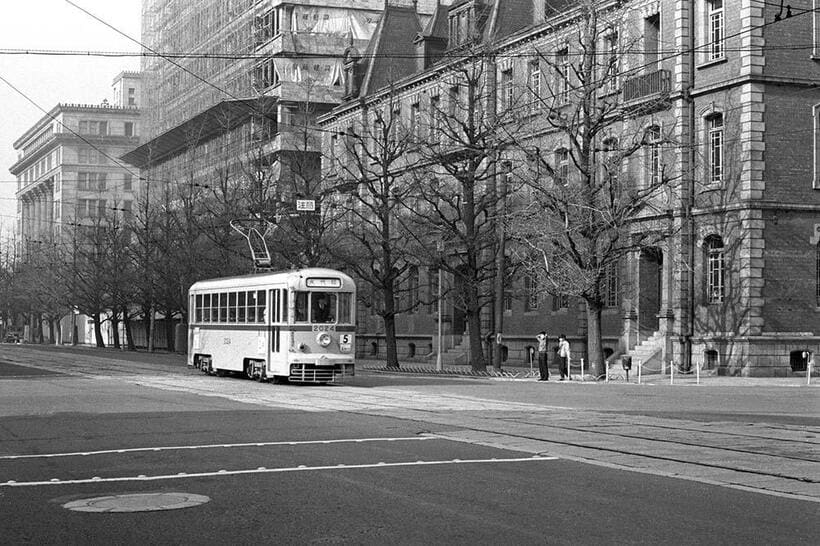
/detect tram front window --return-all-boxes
[312,293,336,323]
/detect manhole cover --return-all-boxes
[63,492,210,513]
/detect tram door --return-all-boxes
[269,288,286,370]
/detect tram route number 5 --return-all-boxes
[340,334,352,353]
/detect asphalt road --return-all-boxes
[0,345,817,545]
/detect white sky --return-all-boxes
[0,0,142,240]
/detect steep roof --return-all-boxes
[420,0,449,40]
[357,1,424,97]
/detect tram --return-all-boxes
[187,268,356,383]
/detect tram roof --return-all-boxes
[189,268,354,292]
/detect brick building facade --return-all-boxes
[319,0,820,376]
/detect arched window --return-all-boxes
[705,235,725,303]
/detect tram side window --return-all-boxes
[256,290,266,323]
[281,290,288,322]
[219,293,228,322]
[295,291,308,322]
[195,294,203,322]
[228,292,237,322]
[238,292,246,322]
[247,291,257,322]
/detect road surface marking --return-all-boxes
[1,456,559,487]
[0,436,436,460]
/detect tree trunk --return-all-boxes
[111,310,121,350]
[465,285,486,371]
[93,314,105,348]
[123,306,136,351]
[148,305,155,352]
[165,316,175,352]
[382,284,399,367]
[585,300,605,379]
[50,318,59,345]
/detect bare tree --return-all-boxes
[328,89,424,368]
[506,1,680,378]
[411,54,514,371]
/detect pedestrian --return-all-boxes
[558,334,571,380]
[535,331,549,380]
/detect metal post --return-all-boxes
[605,359,609,382]
[808,356,813,386]
[436,266,443,371]
[581,358,585,381]
[638,359,642,384]
[696,358,700,385]
[670,360,674,385]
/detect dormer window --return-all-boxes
[448,3,476,47]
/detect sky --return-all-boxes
[0,0,142,240]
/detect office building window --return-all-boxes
[645,125,662,187]
[528,61,542,111]
[555,48,570,103]
[705,235,725,303]
[707,113,723,184]
[500,68,514,111]
[707,0,724,61]
[555,148,569,186]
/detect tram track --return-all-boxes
[3,345,818,500]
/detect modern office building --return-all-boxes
[127,0,441,219]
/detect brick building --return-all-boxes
[319,0,820,376]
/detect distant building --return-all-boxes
[10,72,142,255]
[126,0,442,223]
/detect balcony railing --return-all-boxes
[622,69,671,103]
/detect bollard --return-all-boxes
[696,359,700,385]
[637,359,642,385]
[605,360,609,382]
[581,358,585,381]
[809,357,814,386]
[670,360,674,385]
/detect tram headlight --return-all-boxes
[316,332,332,348]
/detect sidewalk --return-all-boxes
[3,344,816,387]
[360,358,819,386]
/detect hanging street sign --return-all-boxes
[296,199,316,212]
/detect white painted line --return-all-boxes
[1,456,559,488]
[0,436,435,460]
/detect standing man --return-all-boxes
[558,334,571,380]
[536,331,549,381]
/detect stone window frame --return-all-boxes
[812,104,820,188]
[706,0,725,62]
[704,234,725,304]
